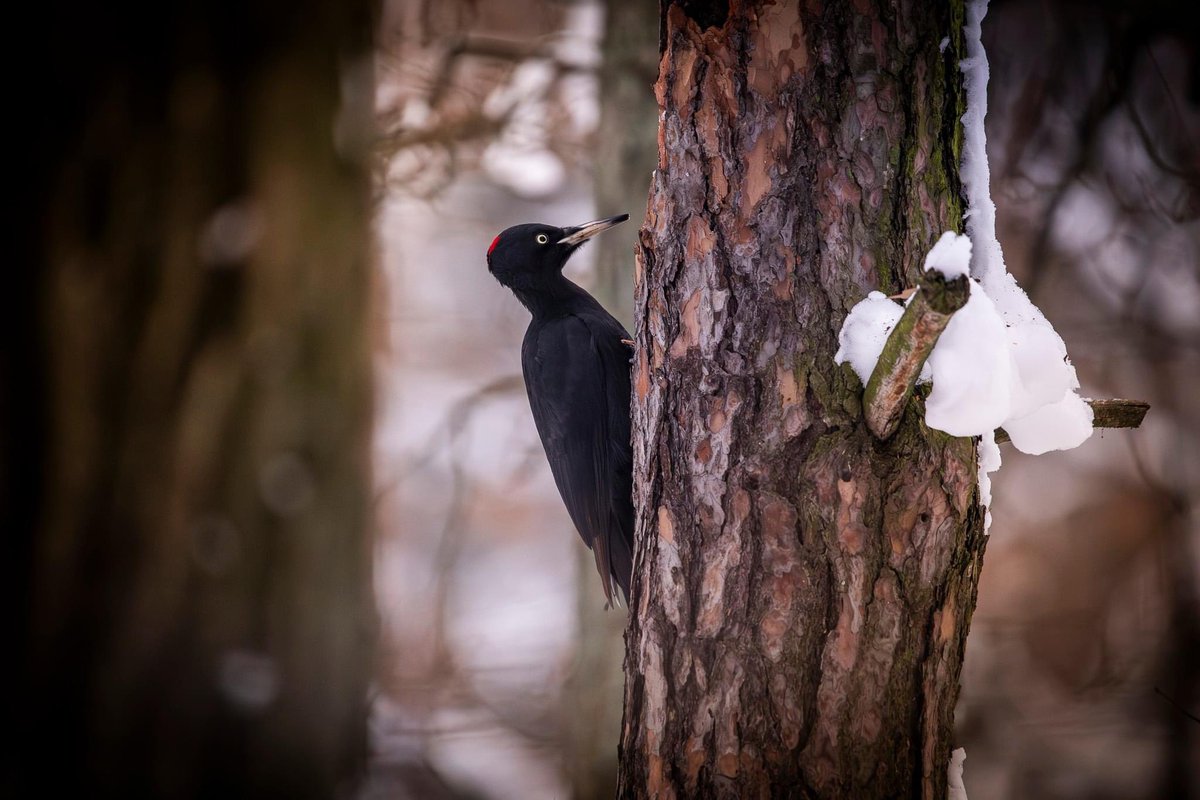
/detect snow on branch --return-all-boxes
[838,227,1152,447]
[993,399,1150,444]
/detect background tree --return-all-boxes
[565,1,660,797]
[6,1,376,796]
[621,2,985,797]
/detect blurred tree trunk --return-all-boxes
[590,0,663,334]
[620,2,986,798]
[565,1,660,797]
[6,2,376,798]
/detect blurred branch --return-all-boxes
[1024,21,1136,297]
[378,110,507,154]
[427,34,594,107]
[1142,44,1200,187]
[1154,686,1200,724]
[377,34,596,162]
[407,374,524,473]
[1126,93,1197,184]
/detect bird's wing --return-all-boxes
[523,313,634,604]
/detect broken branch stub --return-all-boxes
[863,271,971,440]
[994,398,1151,443]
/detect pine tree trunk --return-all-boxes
[620,2,985,798]
[7,2,375,797]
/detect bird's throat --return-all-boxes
[508,272,590,319]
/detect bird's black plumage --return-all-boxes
[486,215,634,605]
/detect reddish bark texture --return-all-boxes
[620,1,984,798]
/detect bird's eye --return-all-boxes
[535,234,549,244]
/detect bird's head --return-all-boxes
[486,214,629,290]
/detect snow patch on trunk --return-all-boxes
[949,747,969,800]
[835,0,1093,534]
[833,291,908,385]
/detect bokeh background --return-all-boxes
[11,0,1194,798]
[368,1,1198,798]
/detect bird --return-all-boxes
[486,214,635,606]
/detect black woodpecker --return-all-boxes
[486,214,634,606]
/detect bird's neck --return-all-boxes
[510,272,594,320]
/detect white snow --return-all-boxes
[959,0,1002,286]
[924,281,1012,437]
[834,291,907,385]
[1001,392,1095,456]
[949,747,969,800]
[834,0,1094,533]
[976,432,1001,531]
[924,230,973,278]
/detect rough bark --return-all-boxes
[564,1,661,797]
[6,2,375,797]
[620,2,985,798]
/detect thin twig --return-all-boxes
[1154,686,1200,725]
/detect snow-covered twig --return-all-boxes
[863,271,970,440]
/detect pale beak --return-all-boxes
[559,214,629,246]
